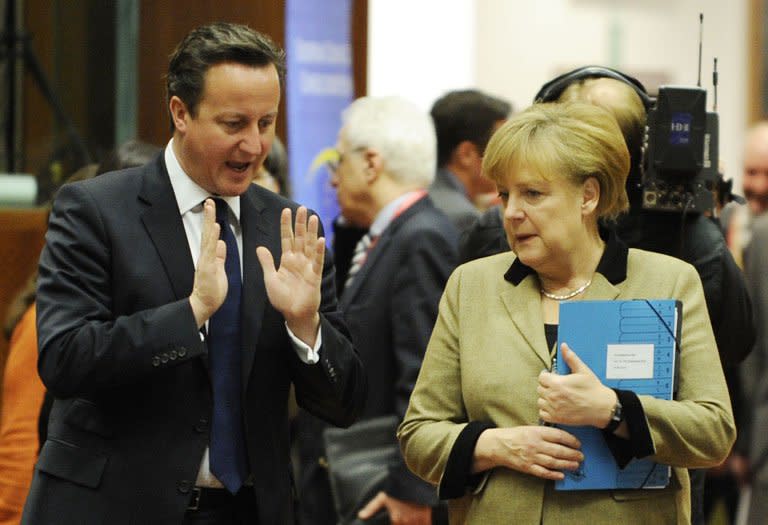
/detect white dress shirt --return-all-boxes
[164,140,321,487]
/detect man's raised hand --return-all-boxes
[256,206,325,346]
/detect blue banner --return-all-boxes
[285,0,353,233]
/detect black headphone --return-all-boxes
[533,65,654,110]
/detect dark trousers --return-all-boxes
[181,487,259,525]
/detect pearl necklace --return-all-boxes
[540,279,592,301]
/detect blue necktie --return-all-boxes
[208,198,248,493]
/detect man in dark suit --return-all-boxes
[296,97,458,525]
[734,122,768,524]
[23,23,365,525]
[429,90,511,236]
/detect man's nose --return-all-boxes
[329,170,340,188]
[240,127,263,156]
[756,173,768,194]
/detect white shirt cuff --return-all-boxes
[285,322,322,364]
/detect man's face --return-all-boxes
[470,119,507,196]
[743,129,768,216]
[329,131,373,227]
[171,62,280,196]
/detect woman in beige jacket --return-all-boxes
[398,102,735,524]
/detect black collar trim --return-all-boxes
[503,226,628,286]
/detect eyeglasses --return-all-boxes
[326,146,366,175]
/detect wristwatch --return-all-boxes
[603,398,623,433]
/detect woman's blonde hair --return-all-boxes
[482,101,630,221]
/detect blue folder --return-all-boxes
[553,299,681,490]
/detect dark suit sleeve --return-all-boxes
[290,244,367,428]
[711,247,754,365]
[386,224,458,505]
[36,183,205,398]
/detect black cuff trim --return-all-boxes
[603,389,654,468]
[438,421,494,499]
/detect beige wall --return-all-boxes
[369,0,749,189]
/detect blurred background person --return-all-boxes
[0,139,159,525]
[253,135,291,198]
[737,123,768,524]
[743,211,768,524]
[429,89,511,235]
[296,96,457,525]
[398,101,735,525]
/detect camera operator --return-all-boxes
[461,66,754,525]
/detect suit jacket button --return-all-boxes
[160,352,169,363]
[152,356,160,367]
[169,350,178,360]
[194,418,209,433]
[177,480,192,494]
[178,347,188,358]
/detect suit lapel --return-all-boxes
[239,189,271,388]
[500,275,551,368]
[139,157,195,302]
[582,273,621,301]
[339,197,428,308]
[339,230,390,308]
[499,271,623,369]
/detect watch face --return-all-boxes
[613,402,623,422]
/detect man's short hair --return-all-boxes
[166,22,286,129]
[430,90,512,167]
[558,77,646,169]
[341,96,437,188]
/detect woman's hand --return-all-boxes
[473,426,583,480]
[537,343,616,428]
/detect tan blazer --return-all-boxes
[398,248,735,525]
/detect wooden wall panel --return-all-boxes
[352,0,368,98]
[137,0,367,148]
[748,0,765,123]
[137,1,286,147]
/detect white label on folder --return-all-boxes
[605,344,654,379]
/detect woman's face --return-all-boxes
[497,165,594,270]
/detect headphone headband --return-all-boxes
[534,65,654,110]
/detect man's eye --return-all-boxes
[259,118,274,130]
[497,191,509,200]
[525,189,542,198]
[223,121,242,130]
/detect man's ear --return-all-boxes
[363,149,383,184]
[169,96,189,132]
[582,177,601,216]
[454,140,481,168]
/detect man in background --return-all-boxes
[297,96,457,525]
[742,123,768,217]
[737,122,768,524]
[429,89,511,235]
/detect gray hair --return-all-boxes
[341,96,436,188]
